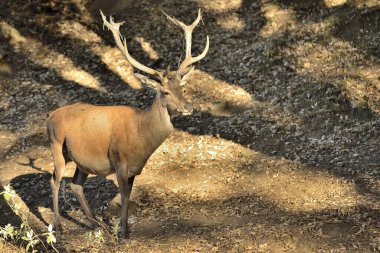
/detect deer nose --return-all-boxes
[182,103,193,115]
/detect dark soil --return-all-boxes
[0,0,379,252]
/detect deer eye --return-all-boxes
[183,88,188,94]
[163,91,171,96]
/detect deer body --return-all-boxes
[48,94,173,177]
[48,9,209,239]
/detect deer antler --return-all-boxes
[163,9,209,76]
[100,10,163,79]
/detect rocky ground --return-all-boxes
[0,0,379,252]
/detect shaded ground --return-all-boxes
[0,0,379,252]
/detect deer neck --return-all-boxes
[138,92,174,154]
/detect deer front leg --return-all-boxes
[70,167,97,226]
[116,166,135,239]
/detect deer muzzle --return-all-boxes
[180,103,193,115]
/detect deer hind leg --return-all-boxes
[70,167,97,225]
[50,142,66,230]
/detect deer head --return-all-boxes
[100,9,209,117]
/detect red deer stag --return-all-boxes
[47,10,209,238]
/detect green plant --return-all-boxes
[86,217,119,245]
[22,230,39,252]
[0,184,59,252]
[86,229,105,244]
[111,222,120,241]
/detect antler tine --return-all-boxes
[100,10,162,79]
[163,9,209,75]
[182,35,209,67]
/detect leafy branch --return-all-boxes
[0,184,59,252]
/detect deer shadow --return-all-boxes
[9,173,119,229]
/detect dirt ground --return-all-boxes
[0,0,380,252]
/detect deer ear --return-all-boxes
[163,65,171,78]
[135,73,161,89]
[180,66,194,86]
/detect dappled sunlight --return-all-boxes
[194,0,242,13]
[324,0,347,8]
[58,20,102,44]
[141,131,365,213]
[244,161,358,212]
[0,130,17,158]
[187,69,252,114]
[59,69,103,91]
[98,47,141,89]
[58,20,142,89]
[351,0,380,8]
[216,12,245,31]
[344,77,377,108]
[0,21,27,44]
[358,65,380,91]
[142,132,251,200]
[216,13,246,32]
[134,36,160,61]
[0,0,379,251]
[0,22,103,92]
[289,39,380,114]
[187,69,303,127]
[260,3,297,38]
[292,40,355,77]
